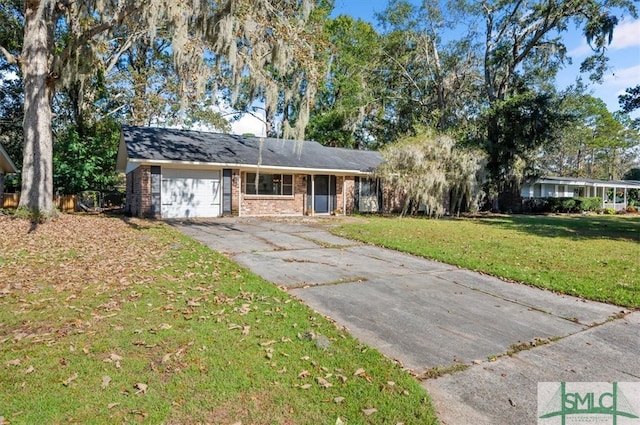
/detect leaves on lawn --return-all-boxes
[134,382,148,394]
[62,372,78,386]
[101,376,111,389]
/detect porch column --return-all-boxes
[238,172,242,217]
[311,175,315,216]
[624,187,628,209]
[342,178,346,215]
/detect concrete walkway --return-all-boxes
[173,217,639,424]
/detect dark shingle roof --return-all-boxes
[119,126,382,173]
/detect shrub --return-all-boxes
[626,205,638,213]
[561,198,576,212]
[575,197,601,212]
[604,207,616,215]
[522,198,549,213]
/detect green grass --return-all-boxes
[0,216,437,424]
[332,215,640,308]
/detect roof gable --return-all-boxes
[118,126,383,173]
[0,143,17,174]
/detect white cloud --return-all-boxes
[609,18,640,50]
[567,18,640,58]
[603,63,640,90]
[230,112,266,137]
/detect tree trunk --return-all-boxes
[18,0,54,215]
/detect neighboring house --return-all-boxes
[0,143,18,200]
[521,176,640,211]
[116,126,384,219]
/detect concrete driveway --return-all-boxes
[173,217,639,424]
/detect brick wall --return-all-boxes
[343,177,355,214]
[127,165,153,217]
[231,169,240,215]
[240,173,306,216]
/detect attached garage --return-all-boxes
[118,126,384,218]
[161,169,221,218]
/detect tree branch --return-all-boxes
[0,45,18,66]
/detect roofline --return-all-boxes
[531,177,640,188]
[0,143,18,173]
[122,158,376,176]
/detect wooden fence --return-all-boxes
[2,194,78,213]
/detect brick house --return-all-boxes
[116,126,384,219]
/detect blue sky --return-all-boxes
[332,0,640,116]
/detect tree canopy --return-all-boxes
[1,0,638,213]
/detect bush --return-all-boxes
[521,196,603,214]
[626,205,638,213]
[603,207,616,215]
[522,198,549,213]
[574,197,602,212]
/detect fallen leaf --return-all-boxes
[362,408,377,416]
[6,359,21,367]
[336,417,345,425]
[300,384,312,390]
[101,376,111,389]
[259,340,276,347]
[334,397,345,403]
[63,372,78,386]
[162,353,173,364]
[24,365,35,374]
[158,323,172,330]
[242,326,250,336]
[316,377,332,388]
[134,382,148,394]
[107,403,120,409]
[129,410,148,418]
[298,370,310,378]
[354,368,365,376]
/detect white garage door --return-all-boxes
[161,169,221,218]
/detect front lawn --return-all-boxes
[0,215,437,424]
[332,215,639,308]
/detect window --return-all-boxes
[245,173,293,196]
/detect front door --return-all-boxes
[308,175,336,214]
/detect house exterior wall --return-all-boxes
[240,173,307,216]
[231,169,240,215]
[125,165,369,218]
[344,177,355,214]
[126,165,153,217]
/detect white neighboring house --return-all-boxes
[0,143,18,200]
[521,176,640,211]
